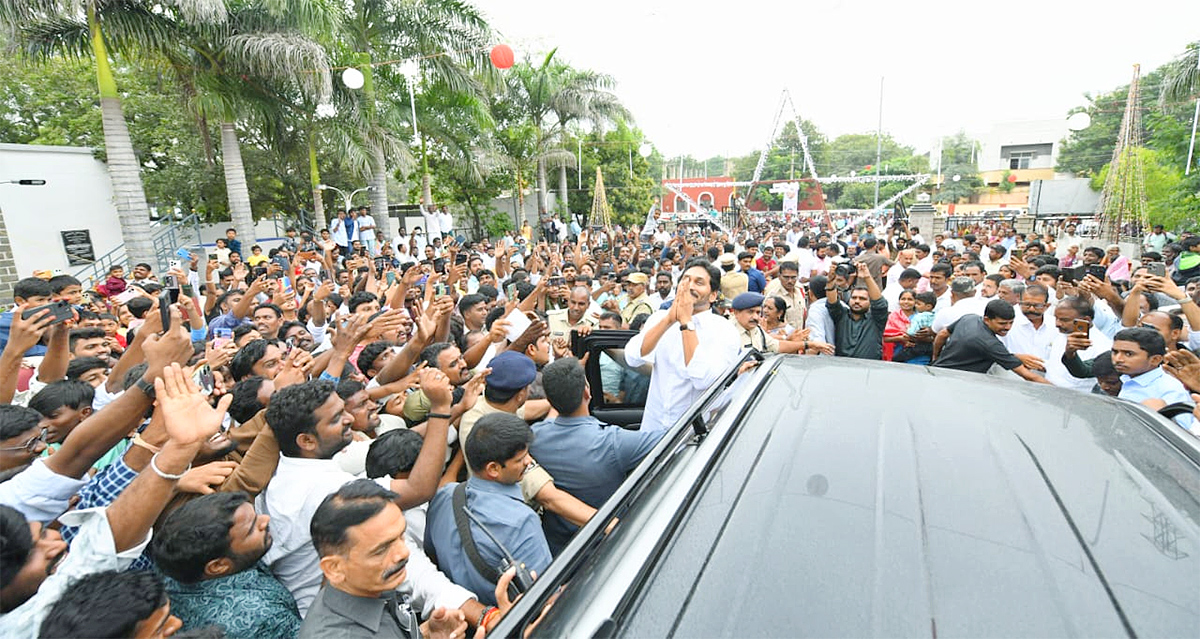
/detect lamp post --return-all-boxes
[317,184,374,216]
[1,180,47,186]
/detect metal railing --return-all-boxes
[73,214,203,286]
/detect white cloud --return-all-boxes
[477,0,1199,160]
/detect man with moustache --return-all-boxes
[304,480,469,639]
[257,372,485,623]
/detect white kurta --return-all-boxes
[624,308,741,432]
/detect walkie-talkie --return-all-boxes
[461,505,537,599]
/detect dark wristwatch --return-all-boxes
[133,377,156,399]
[679,323,693,331]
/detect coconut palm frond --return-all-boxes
[0,0,72,25]
[162,0,227,27]
[540,148,576,170]
[223,32,331,101]
[1159,44,1199,106]
[16,16,89,60]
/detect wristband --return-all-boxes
[148,453,190,481]
[477,606,497,629]
[483,607,502,630]
[427,412,452,420]
[130,434,161,454]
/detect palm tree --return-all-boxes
[503,50,629,222]
[0,0,227,269]
[1159,42,1199,106]
[166,1,333,244]
[337,0,493,240]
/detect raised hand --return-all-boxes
[274,347,314,389]
[154,362,234,447]
[418,366,453,411]
[142,307,193,380]
[6,305,57,355]
[178,461,238,495]
[458,368,490,414]
[1164,349,1200,393]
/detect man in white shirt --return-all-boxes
[419,204,439,240]
[1056,224,1084,259]
[257,373,476,617]
[436,206,454,239]
[805,275,836,347]
[625,260,741,432]
[885,268,922,312]
[1002,284,1057,370]
[932,277,989,333]
[1045,297,1113,391]
[355,206,377,255]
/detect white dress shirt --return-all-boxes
[1045,327,1113,392]
[257,455,474,616]
[806,299,836,345]
[0,507,150,638]
[438,211,455,236]
[356,214,376,242]
[1002,312,1057,360]
[931,296,989,333]
[624,308,741,432]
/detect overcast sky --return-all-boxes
[476,0,1199,160]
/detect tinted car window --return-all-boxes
[618,358,1200,637]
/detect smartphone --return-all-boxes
[455,252,470,265]
[168,259,182,272]
[113,288,141,305]
[505,282,517,300]
[1147,262,1166,277]
[1072,318,1091,334]
[192,364,214,396]
[175,247,192,261]
[1085,264,1107,282]
[1011,248,1024,260]
[434,283,448,297]
[386,271,397,286]
[548,276,565,287]
[158,291,172,332]
[252,266,268,278]
[21,300,74,324]
[280,276,294,296]
[1062,266,1082,284]
[212,328,233,350]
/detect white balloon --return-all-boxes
[952,174,961,182]
[638,143,653,158]
[1066,112,1091,131]
[342,67,365,90]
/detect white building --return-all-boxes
[0,144,123,280]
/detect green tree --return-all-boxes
[566,122,656,228]
[0,0,228,267]
[503,50,628,220]
[338,0,492,239]
[163,0,333,243]
[933,131,982,204]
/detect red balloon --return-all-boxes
[490,44,514,70]
[1007,174,1018,182]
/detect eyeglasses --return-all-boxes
[0,428,47,454]
[1019,302,1049,309]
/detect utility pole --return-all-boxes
[873,76,884,209]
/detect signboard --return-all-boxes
[771,182,801,215]
[61,229,95,267]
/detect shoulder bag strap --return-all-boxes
[452,482,502,584]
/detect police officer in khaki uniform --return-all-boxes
[621,272,655,326]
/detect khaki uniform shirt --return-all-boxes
[729,316,780,353]
[763,279,807,330]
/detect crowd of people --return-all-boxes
[0,206,1198,638]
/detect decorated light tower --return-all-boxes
[591,167,613,231]
[1096,64,1150,244]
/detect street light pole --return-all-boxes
[873,76,884,210]
[318,184,374,219]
